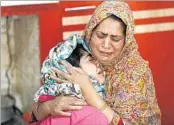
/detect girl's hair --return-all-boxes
[66,44,86,67]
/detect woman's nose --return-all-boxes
[103,37,111,49]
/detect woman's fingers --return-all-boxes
[53,105,83,116]
[50,75,67,83]
[50,96,87,116]
[65,105,83,111]
[72,98,87,106]
[64,97,87,108]
[59,111,71,117]
[52,110,71,117]
[60,60,72,68]
[65,96,86,105]
[52,67,71,80]
[72,67,85,74]
[59,60,76,75]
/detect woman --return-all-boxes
[31,1,161,125]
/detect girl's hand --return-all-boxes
[50,61,92,88]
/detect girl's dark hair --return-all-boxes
[65,44,86,67]
[109,14,127,36]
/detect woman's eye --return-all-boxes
[112,38,120,42]
[97,33,105,39]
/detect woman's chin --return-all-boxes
[99,59,113,65]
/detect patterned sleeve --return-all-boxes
[110,67,161,125]
[41,42,64,84]
[110,112,123,125]
[33,43,63,102]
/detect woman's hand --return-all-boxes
[47,96,87,116]
[50,61,92,88]
[33,96,87,121]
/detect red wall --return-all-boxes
[2,2,174,124]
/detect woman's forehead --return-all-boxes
[95,18,124,35]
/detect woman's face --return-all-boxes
[89,17,126,65]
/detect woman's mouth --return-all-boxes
[100,51,113,56]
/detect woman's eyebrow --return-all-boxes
[96,31,107,35]
[111,34,123,38]
[96,31,123,37]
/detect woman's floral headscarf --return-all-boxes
[83,0,138,56]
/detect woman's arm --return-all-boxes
[32,96,86,121]
[81,81,116,123]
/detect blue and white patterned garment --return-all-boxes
[33,34,106,102]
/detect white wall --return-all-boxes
[1,15,41,112]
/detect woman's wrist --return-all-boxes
[81,81,106,107]
[79,77,117,123]
[44,100,52,114]
[99,102,108,112]
[33,101,51,121]
[102,105,115,123]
